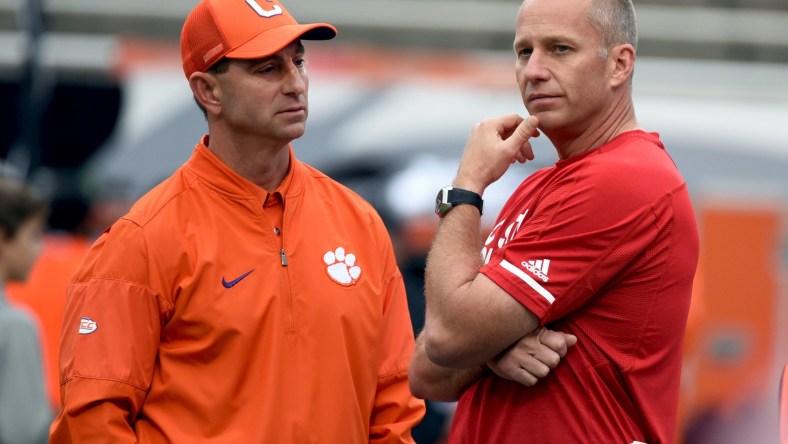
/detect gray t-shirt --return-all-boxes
[0,288,51,444]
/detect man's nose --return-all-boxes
[282,63,306,95]
[522,50,550,83]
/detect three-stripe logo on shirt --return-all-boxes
[500,260,555,304]
[522,259,550,283]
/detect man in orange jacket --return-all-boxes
[49,1,426,442]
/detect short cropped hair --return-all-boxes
[588,0,638,58]
[0,176,47,239]
[194,57,232,119]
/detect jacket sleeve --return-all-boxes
[49,221,170,443]
[369,269,425,443]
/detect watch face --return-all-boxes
[435,186,483,218]
[435,188,450,217]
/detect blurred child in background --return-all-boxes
[0,175,51,444]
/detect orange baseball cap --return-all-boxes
[180,0,337,79]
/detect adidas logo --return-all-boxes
[522,259,550,283]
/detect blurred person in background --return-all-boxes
[781,362,787,443]
[49,0,425,442]
[6,189,95,411]
[0,175,51,444]
[409,0,699,442]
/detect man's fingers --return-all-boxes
[494,360,544,387]
[530,348,561,369]
[510,369,539,387]
[539,330,578,358]
[538,329,567,355]
[489,327,577,388]
[503,115,539,157]
[519,141,535,162]
[519,355,552,384]
[497,113,526,131]
[514,116,540,141]
[514,150,529,164]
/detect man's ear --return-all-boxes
[189,72,223,116]
[608,43,635,89]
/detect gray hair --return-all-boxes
[588,0,638,59]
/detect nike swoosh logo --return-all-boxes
[222,269,254,288]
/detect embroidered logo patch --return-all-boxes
[78,317,98,335]
[323,247,362,286]
[245,0,283,18]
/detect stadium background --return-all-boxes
[1,0,787,442]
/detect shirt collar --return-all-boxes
[184,135,303,204]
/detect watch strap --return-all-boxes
[437,186,483,218]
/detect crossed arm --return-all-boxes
[409,115,575,401]
[410,325,576,401]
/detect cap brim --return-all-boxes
[226,23,337,60]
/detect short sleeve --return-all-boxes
[480,166,665,324]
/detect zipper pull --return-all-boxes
[280,248,288,266]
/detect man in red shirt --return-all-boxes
[409,0,699,442]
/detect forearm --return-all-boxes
[408,333,484,402]
[423,140,494,330]
[422,115,542,368]
[423,203,543,368]
[424,200,484,328]
[423,203,496,366]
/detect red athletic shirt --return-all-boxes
[450,131,699,444]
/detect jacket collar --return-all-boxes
[184,135,305,204]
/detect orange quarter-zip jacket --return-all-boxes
[51,137,425,443]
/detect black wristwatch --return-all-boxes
[435,186,484,218]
